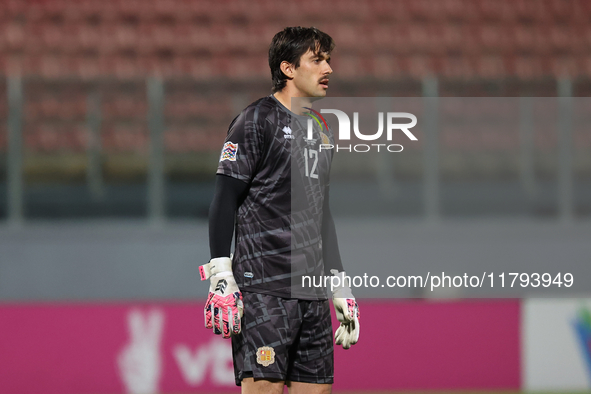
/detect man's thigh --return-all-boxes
[241,378,332,394]
[287,381,332,394]
[241,377,284,394]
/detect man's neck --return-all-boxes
[273,89,312,116]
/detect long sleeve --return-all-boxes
[321,186,344,273]
[208,174,249,259]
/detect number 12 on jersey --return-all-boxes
[304,148,318,179]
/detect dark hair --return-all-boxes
[268,27,335,93]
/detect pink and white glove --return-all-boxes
[200,257,243,338]
[331,270,360,349]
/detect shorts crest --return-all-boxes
[256,346,275,367]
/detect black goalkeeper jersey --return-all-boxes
[216,95,334,300]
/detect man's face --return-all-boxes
[291,48,333,98]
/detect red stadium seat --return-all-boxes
[25,125,60,152]
[550,56,579,77]
[102,95,147,120]
[513,25,546,55]
[170,24,192,54]
[164,126,211,153]
[513,0,547,23]
[367,0,409,23]
[440,24,464,53]
[440,55,475,79]
[136,23,156,54]
[331,23,367,55]
[330,55,363,78]
[24,124,87,153]
[3,0,26,19]
[407,0,442,21]
[368,24,396,53]
[98,24,119,54]
[102,124,148,152]
[151,24,175,53]
[441,0,478,22]
[548,26,576,54]
[476,24,505,53]
[478,0,512,22]
[184,25,215,53]
[40,24,68,53]
[5,21,25,51]
[547,0,574,22]
[114,25,139,53]
[76,24,101,53]
[333,0,370,22]
[476,55,506,79]
[513,55,544,79]
[371,55,404,79]
[38,55,70,79]
[169,0,195,23]
[406,55,434,78]
[185,57,218,80]
[222,54,267,80]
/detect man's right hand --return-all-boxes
[200,257,243,338]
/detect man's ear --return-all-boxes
[280,61,295,80]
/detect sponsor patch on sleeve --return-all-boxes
[220,142,238,161]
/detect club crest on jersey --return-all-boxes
[282,126,294,139]
[320,132,330,145]
[256,346,275,366]
[220,142,238,161]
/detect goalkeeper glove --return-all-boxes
[200,257,243,338]
[330,269,360,349]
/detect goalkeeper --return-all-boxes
[201,26,359,394]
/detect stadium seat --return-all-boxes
[371,55,403,79]
[102,95,147,120]
[406,55,434,78]
[185,57,217,80]
[331,24,367,54]
[164,127,210,153]
[548,0,574,22]
[476,55,506,79]
[102,124,148,152]
[513,55,544,79]
[113,25,139,53]
[548,26,575,54]
[442,0,477,22]
[550,56,579,77]
[26,124,88,153]
[5,21,25,51]
[440,55,475,79]
[440,24,464,53]
[222,54,267,80]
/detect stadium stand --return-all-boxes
[0,0,589,155]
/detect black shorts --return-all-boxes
[231,292,334,385]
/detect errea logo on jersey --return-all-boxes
[282,126,294,139]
